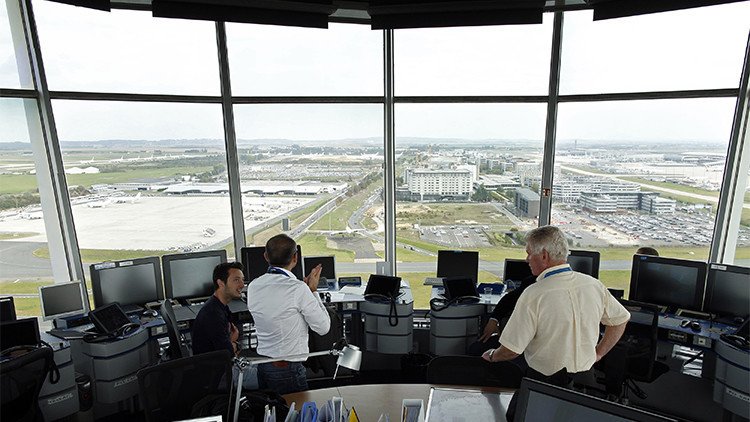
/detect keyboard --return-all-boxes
[424,277,444,286]
[48,328,89,340]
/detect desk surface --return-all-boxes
[283,383,512,421]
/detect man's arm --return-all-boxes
[481,346,520,363]
[299,286,331,335]
[595,321,628,362]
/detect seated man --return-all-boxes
[247,234,330,395]
[192,262,258,389]
[467,274,536,359]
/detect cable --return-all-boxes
[38,340,60,384]
[388,296,399,327]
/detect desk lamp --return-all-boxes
[230,342,362,422]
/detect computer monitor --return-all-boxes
[90,257,164,309]
[568,250,600,278]
[442,277,480,301]
[241,245,303,282]
[0,296,16,322]
[0,318,40,352]
[39,281,88,321]
[303,255,336,285]
[516,378,676,422]
[503,258,533,283]
[628,255,707,312]
[364,274,402,298]
[162,250,227,300]
[437,250,479,283]
[703,263,750,321]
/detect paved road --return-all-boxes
[0,241,53,281]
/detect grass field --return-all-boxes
[0,166,215,195]
[0,232,38,240]
[297,233,356,262]
[396,203,511,226]
[620,177,719,198]
[33,247,170,262]
[309,183,380,231]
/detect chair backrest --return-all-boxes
[426,355,522,388]
[618,299,660,381]
[1,346,53,422]
[137,349,232,422]
[160,299,190,359]
[307,305,343,377]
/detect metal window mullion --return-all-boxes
[216,21,245,262]
[539,11,564,227]
[710,31,750,264]
[18,0,86,290]
[384,29,396,276]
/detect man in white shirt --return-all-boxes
[482,225,630,421]
[247,234,331,394]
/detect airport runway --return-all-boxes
[0,241,54,280]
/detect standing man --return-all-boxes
[247,234,330,395]
[192,262,258,388]
[482,226,630,421]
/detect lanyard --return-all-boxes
[543,267,572,279]
[267,267,292,277]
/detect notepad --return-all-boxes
[339,285,367,295]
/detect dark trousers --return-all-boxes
[506,366,595,422]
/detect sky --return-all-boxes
[1,0,750,143]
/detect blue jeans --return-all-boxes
[257,362,307,395]
[232,363,260,390]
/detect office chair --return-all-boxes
[600,299,669,402]
[0,347,54,422]
[426,355,523,388]
[160,299,191,360]
[137,349,232,422]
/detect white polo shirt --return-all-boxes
[499,264,630,376]
[247,268,331,361]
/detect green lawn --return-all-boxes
[396,203,511,226]
[297,233,356,262]
[309,183,380,232]
[0,232,38,240]
[33,247,170,263]
[620,177,719,198]
[0,166,214,195]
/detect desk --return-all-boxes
[284,383,512,421]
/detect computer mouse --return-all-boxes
[690,322,701,332]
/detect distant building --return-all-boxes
[644,196,677,214]
[580,194,619,213]
[65,166,100,174]
[404,168,472,201]
[515,187,540,218]
[514,162,541,185]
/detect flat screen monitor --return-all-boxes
[437,250,479,283]
[0,296,16,322]
[303,255,336,282]
[163,250,227,300]
[703,263,750,321]
[364,274,401,298]
[443,277,479,301]
[628,255,707,312]
[568,250,600,278]
[242,245,303,282]
[504,258,533,283]
[516,378,676,422]
[39,281,88,321]
[0,318,40,351]
[90,257,164,309]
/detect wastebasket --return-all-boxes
[400,353,433,383]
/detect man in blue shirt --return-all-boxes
[192,261,257,389]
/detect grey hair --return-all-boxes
[526,225,569,262]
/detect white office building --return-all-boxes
[404,168,473,201]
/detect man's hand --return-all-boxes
[304,264,323,292]
[229,323,239,343]
[479,319,499,342]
